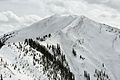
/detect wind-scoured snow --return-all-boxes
[0,15,120,80]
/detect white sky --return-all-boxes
[0,0,120,34]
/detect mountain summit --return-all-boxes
[0,15,120,80]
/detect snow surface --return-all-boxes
[0,15,120,80]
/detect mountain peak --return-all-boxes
[0,14,107,42]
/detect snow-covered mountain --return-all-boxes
[0,15,120,80]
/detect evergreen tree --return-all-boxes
[72,48,76,56]
[0,74,3,80]
[48,34,51,37]
[0,40,4,48]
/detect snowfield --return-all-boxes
[0,15,120,80]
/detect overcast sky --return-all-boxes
[0,0,120,34]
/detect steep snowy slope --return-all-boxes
[7,15,77,42]
[0,15,120,80]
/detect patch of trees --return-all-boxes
[80,55,85,60]
[36,34,51,41]
[0,32,15,43]
[106,26,120,35]
[94,69,110,80]
[25,39,54,61]
[24,39,75,80]
[84,71,90,80]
